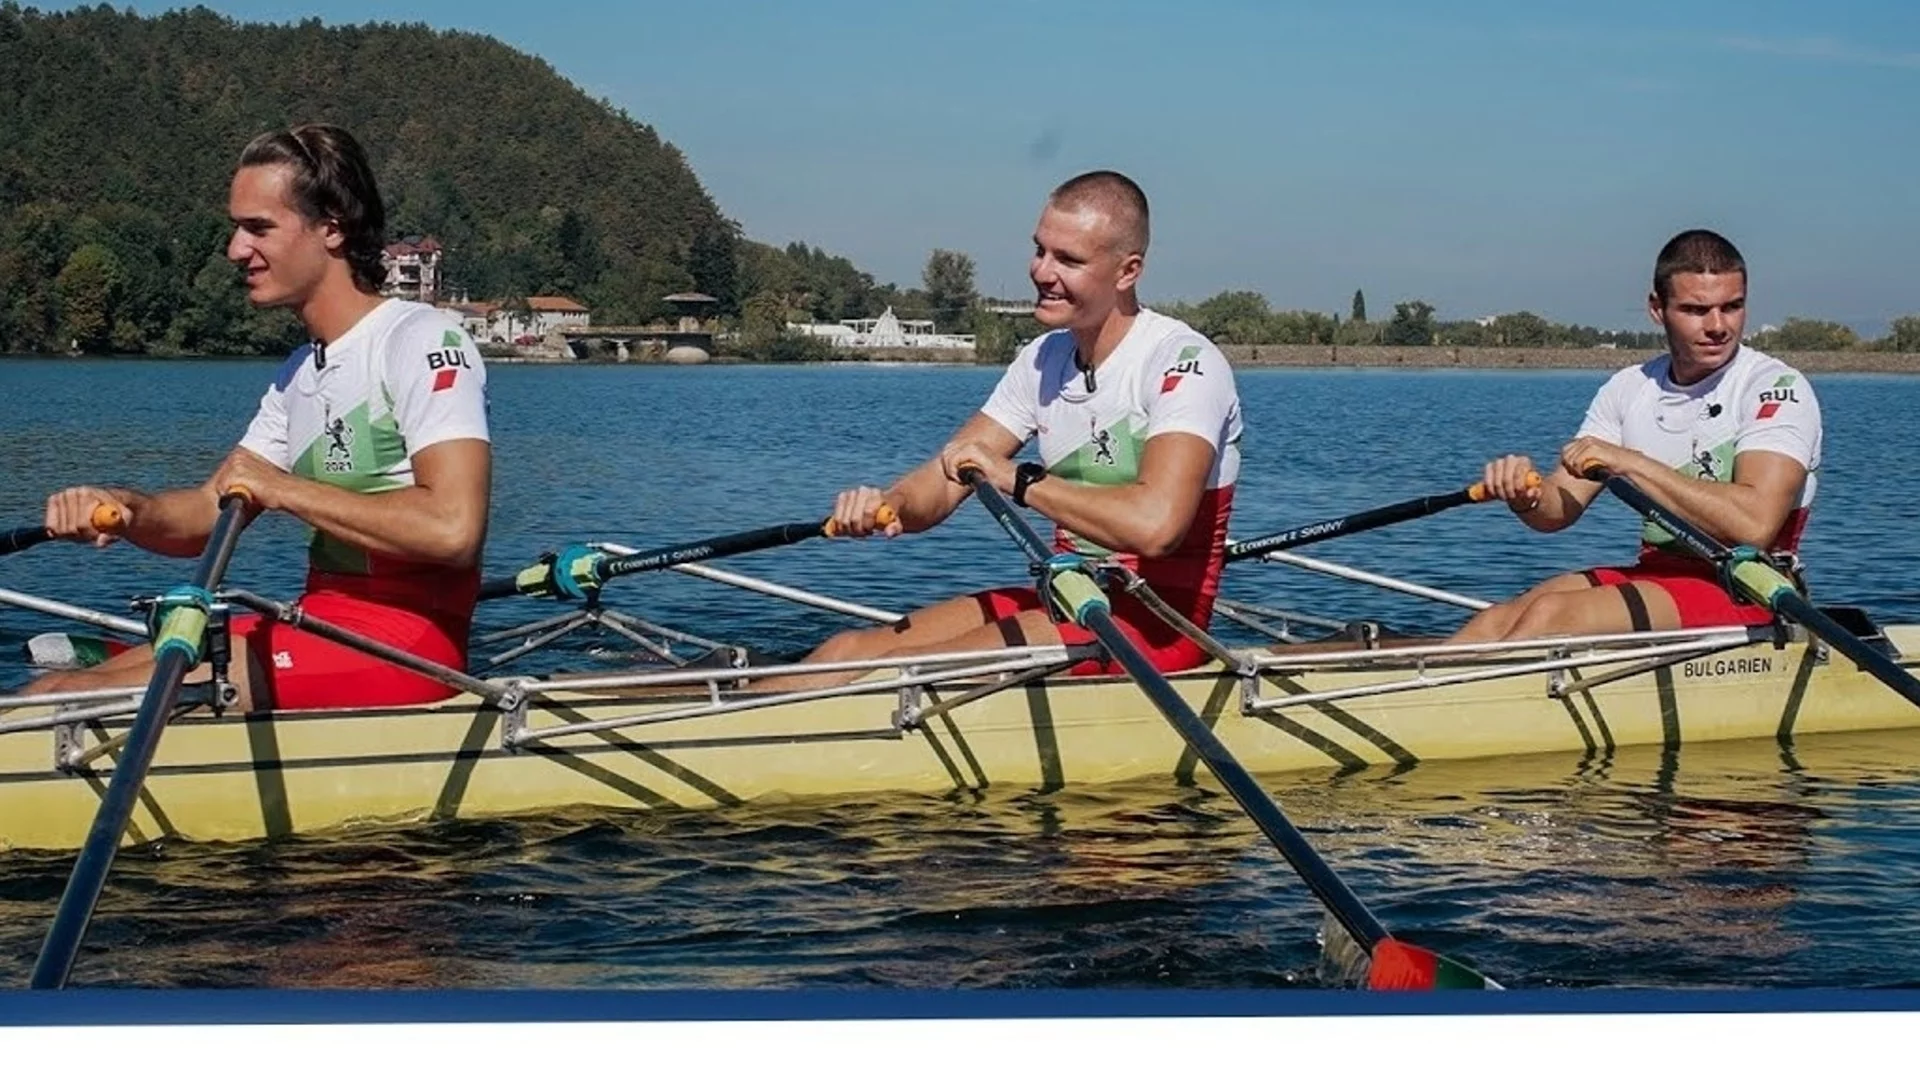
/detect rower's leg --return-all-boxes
[20,643,267,713]
[1502,582,1680,640]
[754,593,1061,693]
[1446,573,1595,643]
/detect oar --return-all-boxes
[1225,472,1538,563]
[481,507,895,601]
[1,505,124,556]
[955,463,1496,990]
[30,487,252,990]
[1584,463,1920,711]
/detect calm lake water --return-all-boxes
[3,356,1920,991]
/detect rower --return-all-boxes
[26,123,491,711]
[754,170,1244,692]
[1449,229,1822,643]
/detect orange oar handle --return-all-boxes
[823,503,897,537]
[89,504,125,533]
[1467,470,1542,503]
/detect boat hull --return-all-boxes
[4,627,1918,851]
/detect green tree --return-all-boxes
[0,201,78,351]
[1382,300,1435,346]
[1182,290,1272,344]
[972,308,1026,365]
[56,243,125,352]
[1883,315,1920,352]
[686,219,740,313]
[1437,320,1491,347]
[1754,317,1859,352]
[1350,289,1366,324]
[923,249,978,334]
[1491,311,1550,347]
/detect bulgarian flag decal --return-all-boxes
[1161,345,1203,393]
[1756,374,1798,420]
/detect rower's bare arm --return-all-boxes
[44,482,222,556]
[1020,433,1212,558]
[215,440,492,567]
[1613,449,1806,550]
[889,413,1024,533]
[1474,452,1595,534]
[1515,470,1602,534]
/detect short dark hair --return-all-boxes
[1049,170,1150,256]
[239,124,388,291]
[1653,229,1745,304]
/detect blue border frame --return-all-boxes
[2,989,1918,1026]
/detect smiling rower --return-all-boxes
[755,170,1244,692]
[25,124,492,711]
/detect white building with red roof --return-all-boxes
[381,236,443,303]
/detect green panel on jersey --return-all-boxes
[289,399,410,575]
[1643,436,1736,552]
[1049,417,1146,487]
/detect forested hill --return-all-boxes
[0,4,882,355]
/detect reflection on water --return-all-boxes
[5,728,1920,990]
[5,362,1920,990]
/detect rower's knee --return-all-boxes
[806,626,882,664]
[1504,589,1620,639]
[1450,599,1526,643]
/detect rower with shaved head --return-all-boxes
[1449,228,1823,643]
[758,170,1244,691]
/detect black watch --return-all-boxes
[1012,462,1048,507]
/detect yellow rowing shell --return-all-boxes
[3,626,1918,851]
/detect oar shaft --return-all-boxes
[599,520,826,579]
[1774,592,1920,710]
[30,493,250,990]
[1587,466,1920,712]
[482,510,891,601]
[960,468,1391,950]
[1226,490,1475,562]
[29,647,193,988]
[1,526,52,555]
[1083,602,1392,947]
[4,506,124,557]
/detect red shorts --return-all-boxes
[231,591,469,710]
[972,586,1210,676]
[1586,557,1777,629]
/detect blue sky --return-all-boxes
[43,1,1920,333]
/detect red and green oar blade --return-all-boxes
[481,506,897,601]
[1367,938,1499,990]
[1225,472,1538,563]
[1,504,123,557]
[1584,463,1920,712]
[956,462,1499,991]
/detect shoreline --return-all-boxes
[8,345,1920,374]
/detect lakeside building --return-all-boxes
[787,306,975,351]
[436,294,592,343]
[381,236,443,303]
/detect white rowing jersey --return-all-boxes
[238,298,490,620]
[981,308,1242,599]
[1575,344,1821,559]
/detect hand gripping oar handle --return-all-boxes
[481,505,897,601]
[954,461,1494,990]
[1582,462,1920,712]
[1,504,125,556]
[32,487,252,990]
[1225,472,1538,563]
